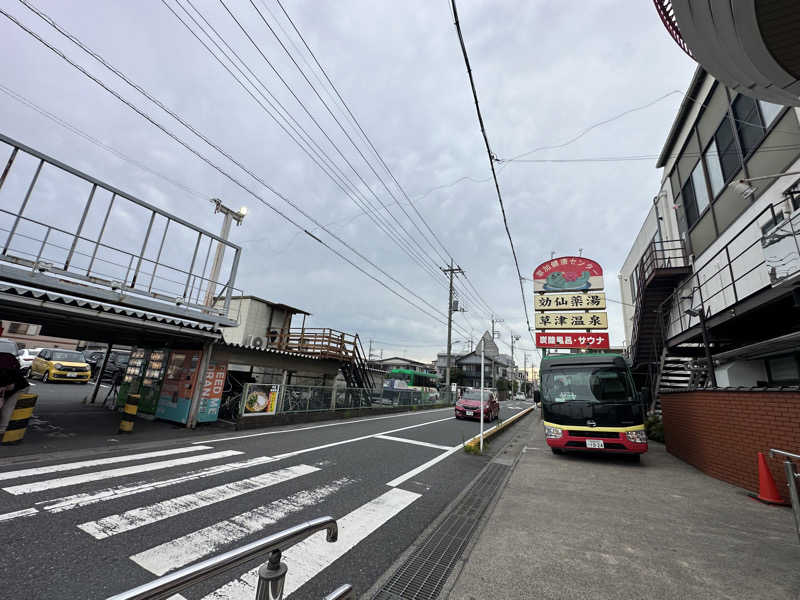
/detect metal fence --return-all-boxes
[0,132,242,325]
[234,384,447,419]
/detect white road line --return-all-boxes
[386,446,462,487]
[202,488,421,599]
[0,507,38,522]
[198,408,452,444]
[40,455,279,514]
[130,478,354,576]
[374,435,452,451]
[0,446,215,482]
[264,416,455,463]
[77,464,320,540]
[2,450,244,496]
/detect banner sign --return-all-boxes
[197,361,228,423]
[535,311,608,330]
[535,332,610,349]
[242,383,280,417]
[533,257,604,292]
[533,292,605,311]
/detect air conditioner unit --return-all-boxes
[246,335,267,349]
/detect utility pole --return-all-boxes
[523,352,528,398]
[441,260,464,398]
[204,199,247,306]
[511,334,520,393]
[490,315,503,388]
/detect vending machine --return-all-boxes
[155,350,202,424]
[116,349,146,408]
[137,349,167,416]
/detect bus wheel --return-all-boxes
[551,448,562,455]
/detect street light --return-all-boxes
[204,199,247,306]
[729,171,800,199]
[682,290,717,388]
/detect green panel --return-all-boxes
[688,210,717,257]
[696,85,729,148]
[712,184,750,236]
[745,109,800,198]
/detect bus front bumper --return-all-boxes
[545,425,648,454]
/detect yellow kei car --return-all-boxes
[30,348,91,384]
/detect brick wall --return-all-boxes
[660,390,800,502]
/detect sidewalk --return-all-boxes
[446,419,800,599]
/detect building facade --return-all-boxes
[622,66,800,391]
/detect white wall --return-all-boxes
[715,360,768,387]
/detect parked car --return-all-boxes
[454,389,499,421]
[29,348,91,383]
[514,392,526,401]
[0,338,19,361]
[16,348,41,375]
[86,350,130,381]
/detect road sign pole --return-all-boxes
[480,338,484,453]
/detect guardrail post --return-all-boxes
[783,459,800,544]
[255,550,287,600]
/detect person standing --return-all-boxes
[0,352,30,438]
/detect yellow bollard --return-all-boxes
[1,392,38,445]
[119,393,140,433]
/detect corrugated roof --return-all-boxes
[0,283,219,332]
[218,340,321,360]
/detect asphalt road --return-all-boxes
[0,401,535,599]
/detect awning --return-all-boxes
[714,330,800,362]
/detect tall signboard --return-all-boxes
[533,256,610,351]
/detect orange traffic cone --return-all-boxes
[750,452,790,505]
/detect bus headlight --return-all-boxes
[544,425,563,439]
[626,430,647,444]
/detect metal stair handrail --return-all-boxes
[106,516,350,600]
[769,449,800,543]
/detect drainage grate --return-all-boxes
[372,462,510,600]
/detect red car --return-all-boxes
[455,390,499,421]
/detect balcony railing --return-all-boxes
[660,202,792,341]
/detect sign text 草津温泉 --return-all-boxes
[534,311,608,330]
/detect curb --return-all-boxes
[464,405,535,450]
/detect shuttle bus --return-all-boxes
[540,353,648,459]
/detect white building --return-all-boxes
[622,66,800,390]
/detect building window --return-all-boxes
[758,100,783,126]
[690,162,710,216]
[7,322,28,334]
[703,139,725,197]
[681,177,700,228]
[732,94,766,157]
[766,354,800,384]
[713,116,740,183]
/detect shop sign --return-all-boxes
[535,332,610,349]
[242,383,280,416]
[533,292,605,311]
[533,257,604,292]
[535,311,608,330]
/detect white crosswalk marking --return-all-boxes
[77,464,320,540]
[2,450,244,495]
[130,478,354,576]
[40,455,279,514]
[201,488,421,599]
[0,445,214,481]
[0,507,38,522]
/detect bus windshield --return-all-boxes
[542,366,635,404]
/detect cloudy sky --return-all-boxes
[0,0,695,364]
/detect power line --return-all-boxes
[450,0,534,344]
[273,0,455,265]
[0,82,205,200]
[164,0,450,292]
[1,3,470,337]
[220,0,449,274]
